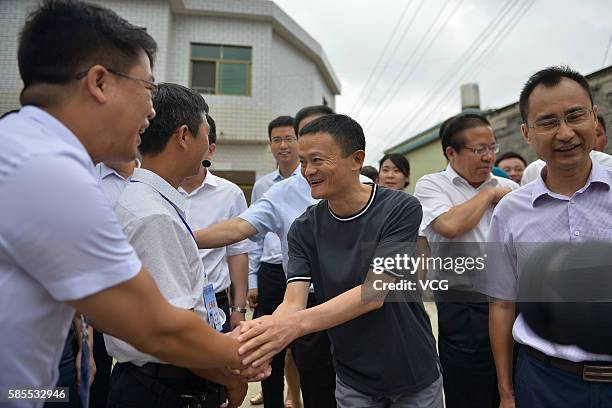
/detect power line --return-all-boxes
[603,30,612,67]
[379,0,519,150]
[348,0,414,115]
[351,0,426,118]
[363,0,463,130]
[405,0,536,137]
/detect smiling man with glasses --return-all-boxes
[414,113,518,408]
[479,66,612,408]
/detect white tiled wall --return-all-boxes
[0,0,337,177]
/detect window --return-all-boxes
[190,44,252,96]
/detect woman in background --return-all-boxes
[378,153,410,190]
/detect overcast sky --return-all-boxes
[273,0,612,165]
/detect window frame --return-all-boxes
[189,43,252,96]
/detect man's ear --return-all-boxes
[352,150,366,171]
[85,65,110,104]
[208,143,217,159]
[520,123,531,145]
[174,125,190,149]
[446,146,456,160]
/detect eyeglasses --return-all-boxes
[462,143,500,156]
[527,108,594,135]
[76,67,158,98]
[271,136,297,145]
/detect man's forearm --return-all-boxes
[432,189,494,239]
[228,254,248,308]
[195,217,257,249]
[288,283,385,338]
[490,300,516,399]
[70,270,243,369]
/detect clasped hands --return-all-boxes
[228,314,301,380]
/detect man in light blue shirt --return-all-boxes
[245,115,302,407]
[480,66,612,407]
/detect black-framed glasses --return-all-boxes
[462,143,500,156]
[76,67,158,98]
[527,108,594,135]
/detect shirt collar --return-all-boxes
[99,163,122,180]
[131,168,188,214]
[178,169,219,197]
[531,158,611,205]
[272,163,301,181]
[21,106,94,173]
[443,163,497,189]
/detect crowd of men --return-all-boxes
[1,1,611,408]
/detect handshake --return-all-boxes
[227,313,302,381]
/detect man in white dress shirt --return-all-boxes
[105,83,258,408]
[0,3,255,407]
[414,113,518,408]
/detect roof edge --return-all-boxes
[170,0,341,94]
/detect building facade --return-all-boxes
[0,0,340,195]
[386,65,612,194]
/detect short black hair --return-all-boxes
[299,114,365,157]
[379,153,410,177]
[139,83,209,156]
[597,114,606,132]
[294,105,334,135]
[207,114,216,144]
[519,66,593,123]
[360,165,379,182]
[439,113,491,159]
[495,151,527,167]
[267,116,295,140]
[18,0,157,88]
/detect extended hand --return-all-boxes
[237,315,301,367]
[227,328,272,381]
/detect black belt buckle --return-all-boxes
[180,393,206,408]
[582,365,612,382]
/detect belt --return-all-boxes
[523,345,612,382]
[215,290,228,301]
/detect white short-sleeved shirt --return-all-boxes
[104,168,208,366]
[180,170,256,292]
[520,150,612,185]
[0,107,141,396]
[96,161,139,206]
[414,165,518,289]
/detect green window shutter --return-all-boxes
[222,46,251,62]
[191,44,221,59]
[219,63,248,95]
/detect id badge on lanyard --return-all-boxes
[203,282,225,332]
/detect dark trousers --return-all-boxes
[210,291,230,403]
[107,362,219,408]
[291,293,337,408]
[436,300,499,408]
[46,328,80,408]
[90,328,112,408]
[255,262,289,408]
[515,347,612,408]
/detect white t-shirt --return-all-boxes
[180,171,256,293]
[0,107,141,397]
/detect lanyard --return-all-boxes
[130,180,195,240]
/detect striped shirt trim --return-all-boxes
[287,276,311,283]
[328,183,377,222]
